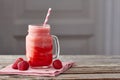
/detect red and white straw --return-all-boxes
[43,8,52,26]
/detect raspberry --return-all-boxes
[18,61,29,71]
[52,59,63,69]
[12,58,24,69]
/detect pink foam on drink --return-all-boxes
[28,24,50,34]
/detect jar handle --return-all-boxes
[52,35,60,59]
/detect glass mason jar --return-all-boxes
[26,24,60,68]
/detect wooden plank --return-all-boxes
[64,66,120,74]
[1,74,120,80]
[53,74,120,80]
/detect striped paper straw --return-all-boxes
[43,8,52,26]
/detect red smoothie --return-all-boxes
[26,25,53,67]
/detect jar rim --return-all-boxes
[28,24,50,28]
[28,24,50,34]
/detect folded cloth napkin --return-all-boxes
[0,62,74,76]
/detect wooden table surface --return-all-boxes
[1,55,120,80]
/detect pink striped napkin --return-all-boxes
[0,62,74,76]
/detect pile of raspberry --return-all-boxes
[12,58,63,71]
